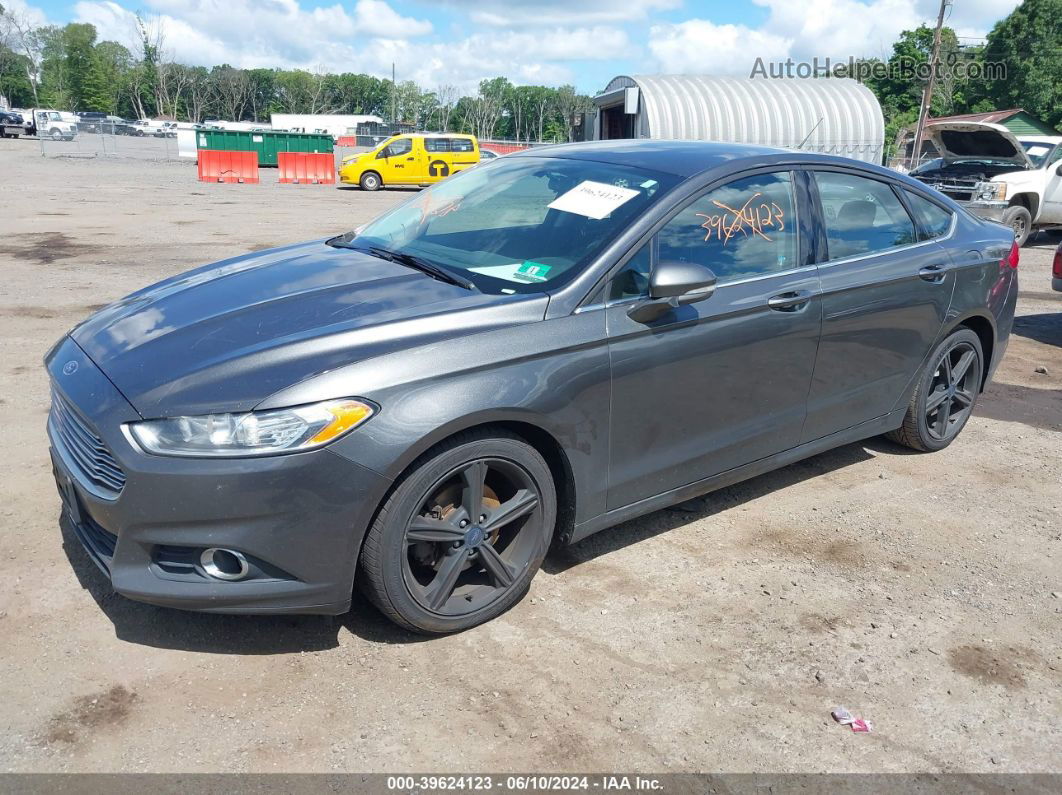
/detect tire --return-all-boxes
[360,171,382,191]
[358,429,557,634]
[1002,205,1033,247]
[49,129,63,141]
[886,328,983,452]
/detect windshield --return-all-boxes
[1021,141,1056,168]
[348,157,679,294]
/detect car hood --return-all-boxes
[924,121,1032,168]
[71,240,548,418]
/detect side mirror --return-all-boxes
[628,260,717,323]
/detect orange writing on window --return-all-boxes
[695,192,785,245]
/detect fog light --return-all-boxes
[200,548,250,581]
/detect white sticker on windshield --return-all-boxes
[548,180,640,220]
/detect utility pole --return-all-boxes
[911,0,949,167]
[391,62,396,129]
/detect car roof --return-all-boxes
[506,139,900,180]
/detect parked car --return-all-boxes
[479,148,500,160]
[0,109,24,138]
[1053,238,1062,292]
[28,109,78,140]
[339,133,480,190]
[46,141,1018,633]
[155,121,178,138]
[76,111,108,133]
[910,122,1062,246]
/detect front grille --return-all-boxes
[49,388,126,497]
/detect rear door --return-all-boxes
[802,169,954,441]
[422,137,452,183]
[605,169,821,508]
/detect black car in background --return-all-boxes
[46,141,1018,634]
[1,110,24,138]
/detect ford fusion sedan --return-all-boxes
[47,140,1018,634]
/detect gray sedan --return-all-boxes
[46,140,1018,633]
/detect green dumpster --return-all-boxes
[195,129,334,167]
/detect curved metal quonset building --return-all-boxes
[592,74,885,164]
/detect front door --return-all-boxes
[376,136,416,183]
[1040,146,1062,222]
[802,169,954,441]
[605,170,821,509]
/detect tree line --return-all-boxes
[1,0,1059,147]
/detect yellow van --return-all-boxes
[338,133,481,191]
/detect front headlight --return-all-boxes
[127,399,374,457]
[977,181,1007,201]
[341,154,360,164]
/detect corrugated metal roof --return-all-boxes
[927,109,1024,125]
[601,74,885,163]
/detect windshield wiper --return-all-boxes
[362,245,478,291]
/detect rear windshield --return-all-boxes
[348,157,681,294]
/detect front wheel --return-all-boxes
[358,430,557,634]
[1003,205,1033,247]
[886,328,983,452]
[49,129,63,141]
[360,171,382,191]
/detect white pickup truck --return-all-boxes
[909,121,1062,246]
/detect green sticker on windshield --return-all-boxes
[514,261,552,283]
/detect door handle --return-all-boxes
[918,264,948,282]
[406,157,415,161]
[767,290,813,311]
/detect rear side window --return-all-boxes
[424,138,450,153]
[449,138,475,152]
[656,171,799,283]
[904,190,954,240]
[815,172,918,260]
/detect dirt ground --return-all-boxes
[0,138,1059,775]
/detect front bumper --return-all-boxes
[964,200,1009,223]
[46,337,392,615]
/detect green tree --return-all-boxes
[984,0,1062,129]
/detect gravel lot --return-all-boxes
[1,138,1059,774]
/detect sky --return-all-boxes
[10,0,1023,94]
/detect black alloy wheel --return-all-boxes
[923,339,980,443]
[359,430,556,634]
[887,328,983,452]
[402,458,541,615]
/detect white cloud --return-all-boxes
[648,20,793,74]
[649,0,1023,75]
[441,0,680,27]
[72,1,626,92]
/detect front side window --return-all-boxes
[904,190,953,240]
[656,172,799,283]
[815,172,917,260]
[378,138,412,158]
[347,157,680,294]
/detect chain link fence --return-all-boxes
[36,129,184,161]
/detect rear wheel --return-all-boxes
[1003,205,1032,246]
[358,430,556,634]
[360,171,382,191]
[886,328,983,452]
